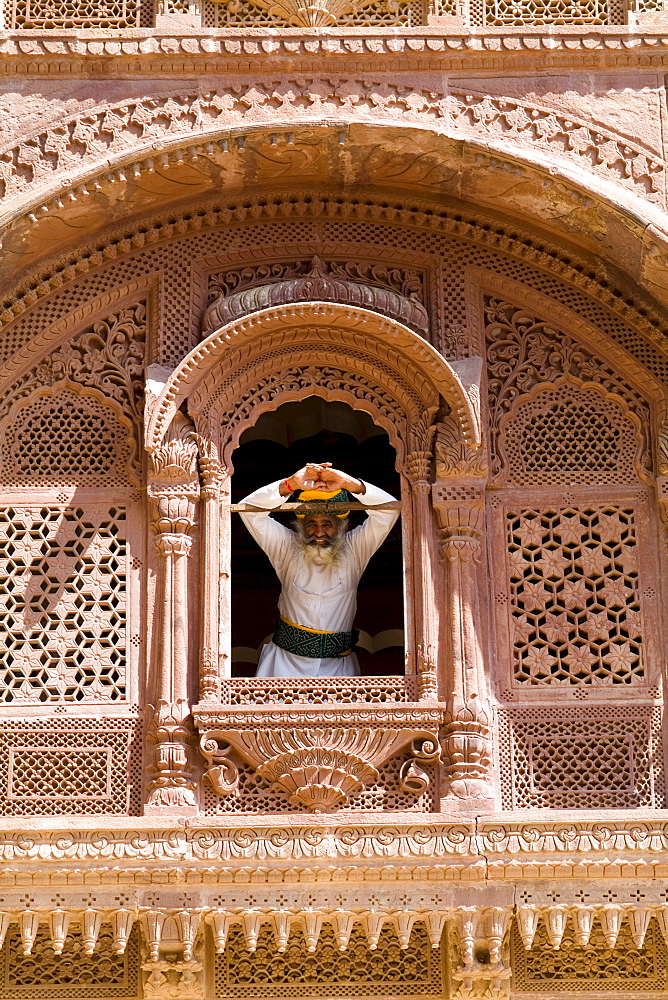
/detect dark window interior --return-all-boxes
[230,398,403,677]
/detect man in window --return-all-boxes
[240,462,398,677]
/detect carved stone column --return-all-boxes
[146,423,200,811]
[404,406,440,701]
[433,416,493,802]
[195,436,226,701]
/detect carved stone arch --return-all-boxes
[5,117,668,327]
[467,267,666,483]
[146,301,481,457]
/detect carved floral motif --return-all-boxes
[198,710,442,812]
[484,296,652,482]
[202,256,429,336]
[0,302,145,428]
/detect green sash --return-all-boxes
[272,617,359,659]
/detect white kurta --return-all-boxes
[240,480,399,677]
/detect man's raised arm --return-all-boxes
[238,479,295,571]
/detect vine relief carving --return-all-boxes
[484,296,651,483]
[209,258,425,304]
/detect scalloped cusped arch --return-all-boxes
[145,301,481,466]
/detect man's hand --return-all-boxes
[279,463,365,496]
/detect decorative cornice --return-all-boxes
[0,814,666,865]
[2,28,668,74]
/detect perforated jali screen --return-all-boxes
[0,925,140,997]
[512,917,668,992]
[216,924,442,999]
[0,504,128,703]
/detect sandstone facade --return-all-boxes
[0,4,668,997]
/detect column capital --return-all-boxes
[154,532,193,559]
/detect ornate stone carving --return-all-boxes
[450,907,512,1000]
[147,415,200,811]
[202,255,429,336]
[433,437,493,800]
[484,295,652,483]
[143,959,204,999]
[0,82,663,216]
[436,415,487,479]
[209,258,425,305]
[2,196,662,386]
[404,405,438,489]
[0,302,146,484]
[146,301,480,459]
[198,708,442,812]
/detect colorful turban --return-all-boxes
[291,488,353,518]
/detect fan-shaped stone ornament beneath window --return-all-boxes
[198,714,441,811]
[204,0,368,26]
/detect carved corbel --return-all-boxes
[146,414,200,811]
[450,907,512,1000]
[197,713,443,812]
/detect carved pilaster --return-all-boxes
[449,907,512,1000]
[433,414,493,802]
[146,419,199,811]
[195,434,227,701]
[404,406,439,696]
[141,920,204,1000]
[656,476,668,547]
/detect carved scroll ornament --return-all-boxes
[198,709,442,812]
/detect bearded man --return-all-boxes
[240,462,398,678]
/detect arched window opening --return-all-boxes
[230,398,404,679]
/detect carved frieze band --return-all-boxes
[0,80,662,217]
[2,197,663,376]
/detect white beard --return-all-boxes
[294,521,347,566]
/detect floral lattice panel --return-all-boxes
[512,916,668,992]
[216,924,442,999]
[0,924,139,997]
[479,0,624,23]
[493,493,660,695]
[0,504,136,703]
[0,718,141,815]
[7,0,139,27]
[497,705,664,809]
